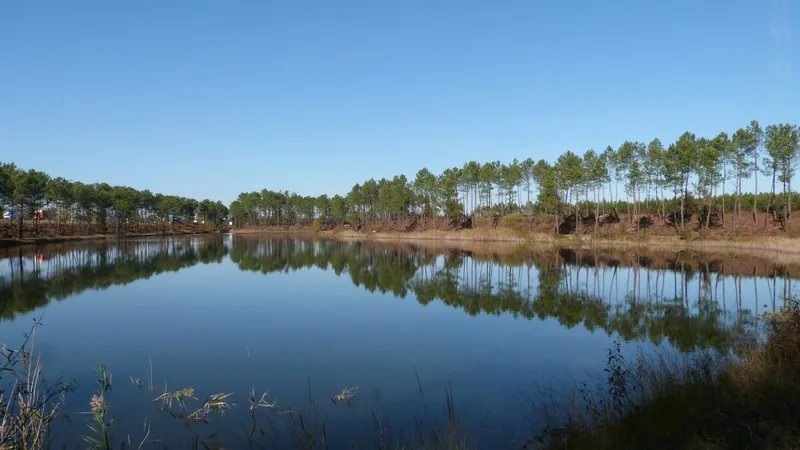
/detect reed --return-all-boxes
[6,301,800,448]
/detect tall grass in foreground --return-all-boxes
[532,299,800,450]
[0,322,473,449]
[0,316,74,449]
[5,303,800,449]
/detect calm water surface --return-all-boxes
[0,235,795,447]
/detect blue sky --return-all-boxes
[1,0,797,204]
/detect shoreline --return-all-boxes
[0,229,220,248]
[4,225,797,258]
[231,227,800,256]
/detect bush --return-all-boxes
[501,213,528,236]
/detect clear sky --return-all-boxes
[1,0,797,204]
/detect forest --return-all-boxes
[3,120,799,240]
[0,163,229,238]
[230,120,800,233]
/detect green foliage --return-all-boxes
[330,194,347,223]
[14,169,50,210]
[228,118,795,233]
[668,132,697,189]
[645,139,665,191]
[732,126,756,181]
[616,141,646,202]
[0,162,215,237]
[479,162,497,209]
[500,159,522,207]
[535,161,561,215]
[438,168,462,218]
[501,213,527,236]
[414,168,437,218]
[696,138,721,198]
[197,199,229,227]
[765,124,800,226]
[0,162,16,208]
[443,199,464,220]
[5,119,800,237]
[555,151,584,225]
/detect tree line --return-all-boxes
[230,120,800,231]
[0,163,229,238]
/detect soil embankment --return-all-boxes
[234,211,796,236]
[232,212,800,255]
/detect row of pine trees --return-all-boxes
[3,120,798,236]
[231,120,800,230]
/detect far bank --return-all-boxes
[0,229,224,248]
[231,211,800,256]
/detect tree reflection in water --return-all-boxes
[2,235,795,353]
[0,237,228,320]
[228,236,792,352]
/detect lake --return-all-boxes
[0,234,794,448]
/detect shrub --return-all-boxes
[501,213,528,236]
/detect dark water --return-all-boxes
[0,235,795,448]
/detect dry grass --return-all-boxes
[581,234,800,253]
[0,316,73,449]
[0,318,472,449]
[538,300,800,450]
[6,306,800,449]
[230,228,318,235]
[321,228,800,263]
[325,228,527,243]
